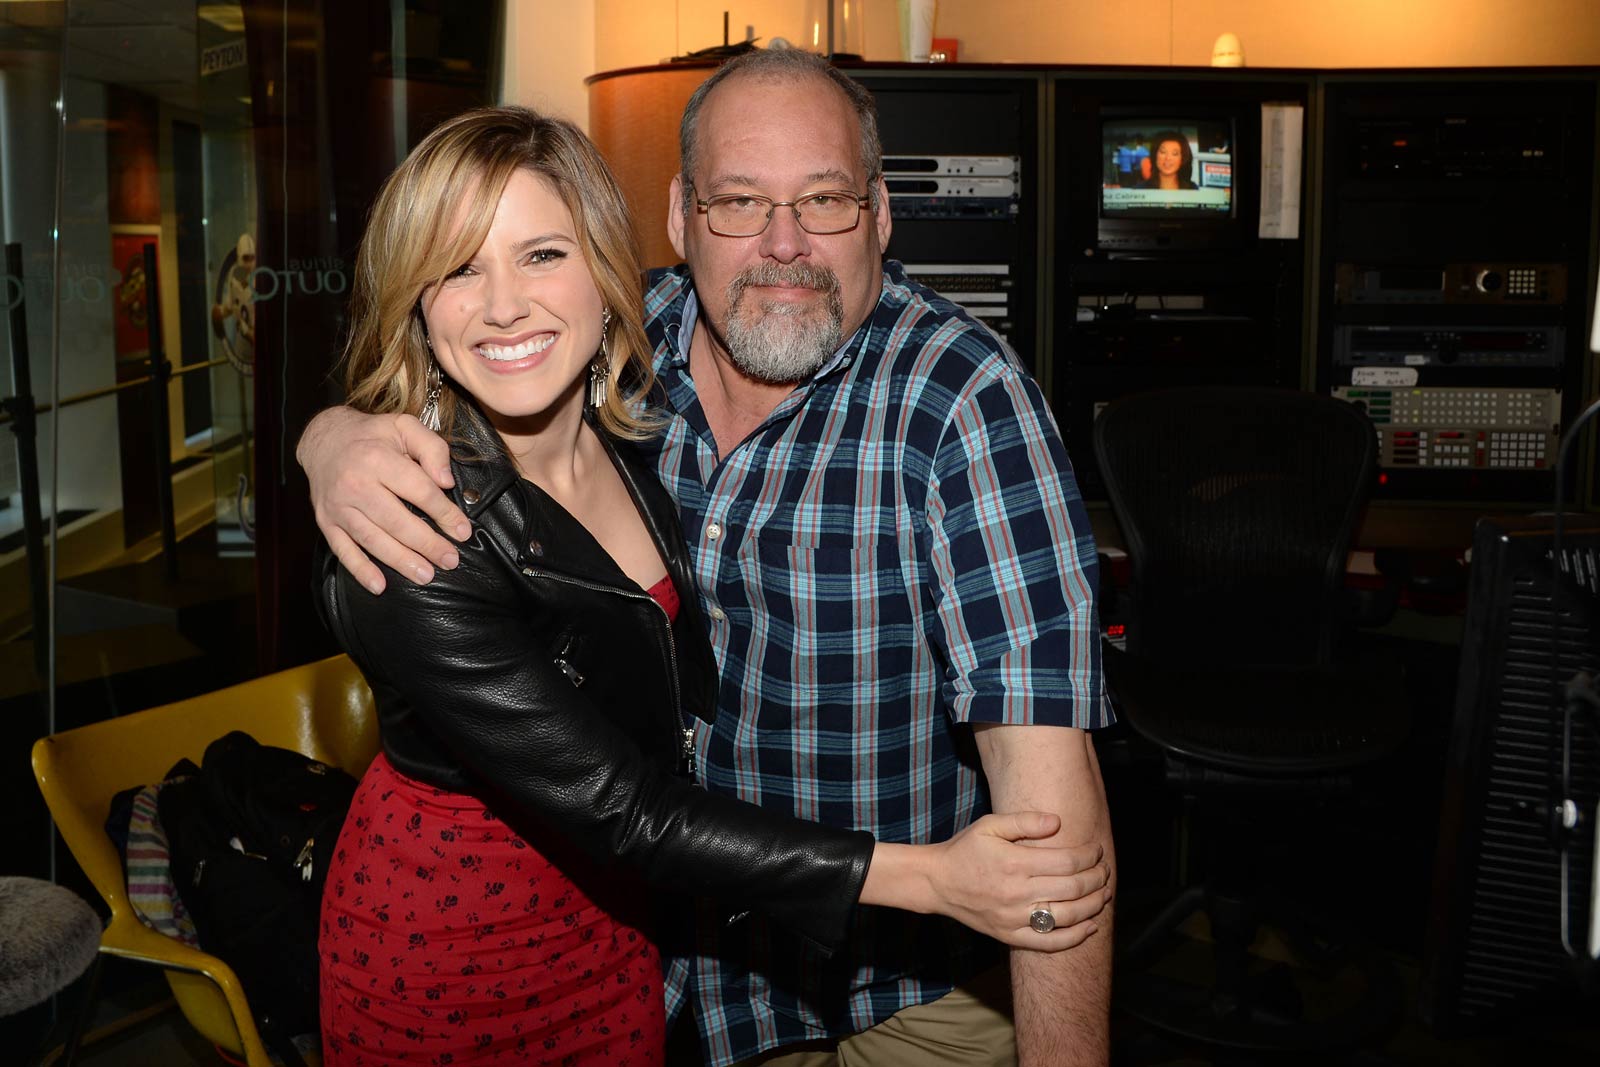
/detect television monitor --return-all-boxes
[1098,116,1237,252]
[1421,514,1600,1033]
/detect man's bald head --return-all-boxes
[676,49,883,215]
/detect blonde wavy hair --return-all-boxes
[343,106,659,441]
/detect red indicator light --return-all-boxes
[1378,472,1390,485]
[1106,623,1126,637]
[1393,139,1409,147]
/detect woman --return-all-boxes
[316,106,1108,1066]
[1138,130,1197,190]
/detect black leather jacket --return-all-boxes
[315,407,874,951]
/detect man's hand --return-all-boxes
[974,724,1114,1067]
[297,407,470,594]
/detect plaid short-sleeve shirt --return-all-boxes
[641,262,1112,1066]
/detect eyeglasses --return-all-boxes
[695,190,872,237]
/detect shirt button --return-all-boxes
[709,606,726,622]
[706,522,723,541]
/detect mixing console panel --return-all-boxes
[1332,386,1561,470]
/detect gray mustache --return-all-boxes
[728,263,842,302]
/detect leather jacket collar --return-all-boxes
[444,403,719,725]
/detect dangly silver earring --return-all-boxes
[419,347,443,432]
[587,308,613,409]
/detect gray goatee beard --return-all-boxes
[721,262,844,385]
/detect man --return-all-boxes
[300,50,1114,1066]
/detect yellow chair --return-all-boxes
[31,654,378,1067]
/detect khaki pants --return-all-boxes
[735,964,1015,1067]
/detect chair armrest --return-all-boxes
[100,908,272,1066]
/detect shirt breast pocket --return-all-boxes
[744,534,917,695]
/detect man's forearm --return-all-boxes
[1009,765,1113,1065]
[294,403,357,474]
[1011,910,1113,1064]
[974,724,1114,1066]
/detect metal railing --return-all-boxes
[3,240,231,675]
[0,355,229,426]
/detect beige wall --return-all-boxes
[584,0,1600,73]
[1164,0,1600,68]
[503,0,598,127]
[512,0,1600,130]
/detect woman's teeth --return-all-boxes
[478,335,556,362]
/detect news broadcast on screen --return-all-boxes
[1101,119,1234,218]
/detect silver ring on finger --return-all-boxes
[1029,906,1056,934]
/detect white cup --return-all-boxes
[898,0,935,63]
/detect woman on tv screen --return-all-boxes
[1137,130,1197,191]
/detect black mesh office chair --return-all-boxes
[1095,386,1408,1054]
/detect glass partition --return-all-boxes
[3,1,502,900]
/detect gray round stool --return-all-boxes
[0,876,100,1017]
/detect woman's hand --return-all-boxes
[934,811,1111,950]
[861,812,1111,951]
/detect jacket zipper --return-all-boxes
[553,632,585,687]
[523,568,689,777]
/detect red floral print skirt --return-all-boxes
[319,752,666,1066]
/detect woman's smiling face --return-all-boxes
[1155,139,1185,177]
[421,168,604,435]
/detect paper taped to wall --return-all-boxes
[1259,103,1304,240]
